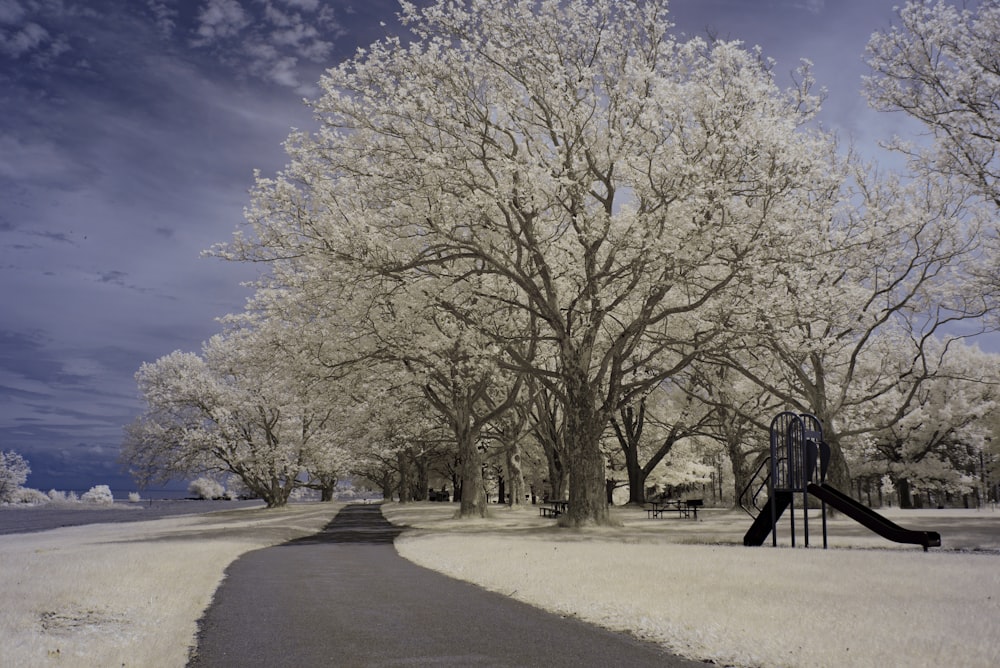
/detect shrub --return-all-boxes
[188,477,225,500]
[10,487,49,505]
[81,485,114,505]
[128,491,142,503]
[48,489,79,504]
[0,450,30,502]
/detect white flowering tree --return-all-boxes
[121,321,344,508]
[610,379,717,505]
[865,0,1000,210]
[703,158,992,489]
[849,339,1000,507]
[0,450,30,502]
[222,0,837,525]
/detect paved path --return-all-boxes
[189,503,701,667]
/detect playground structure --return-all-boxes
[740,412,941,551]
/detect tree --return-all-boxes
[704,158,991,489]
[851,339,1000,507]
[223,0,836,525]
[121,323,342,508]
[0,450,30,502]
[610,380,715,505]
[865,0,1000,209]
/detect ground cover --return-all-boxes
[0,503,340,667]
[386,503,1000,667]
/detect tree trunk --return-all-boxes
[456,446,487,517]
[506,442,526,507]
[414,455,430,501]
[454,404,488,517]
[545,446,568,500]
[377,469,394,500]
[898,477,914,509]
[817,426,852,491]
[561,365,610,527]
[625,449,647,505]
[397,450,412,503]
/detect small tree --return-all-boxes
[188,477,226,500]
[81,485,114,505]
[0,450,30,502]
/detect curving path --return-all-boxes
[189,503,700,667]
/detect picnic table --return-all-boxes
[645,498,703,519]
[539,500,569,518]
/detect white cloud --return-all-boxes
[146,0,177,38]
[0,0,26,25]
[0,20,48,57]
[791,0,824,14]
[195,0,250,42]
[189,0,339,89]
[279,0,320,10]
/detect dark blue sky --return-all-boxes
[0,0,912,493]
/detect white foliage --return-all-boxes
[0,450,31,502]
[81,485,114,505]
[188,477,225,500]
[8,487,49,505]
[865,0,1000,207]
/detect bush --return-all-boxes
[188,477,225,500]
[128,491,142,503]
[81,485,114,505]
[10,487,49,505]
[0,450,30,502]
[48,489,79,504]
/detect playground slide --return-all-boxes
[806,483,941,550]
[742,491,792,546]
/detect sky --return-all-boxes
[0,0,919,494]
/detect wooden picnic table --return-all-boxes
[539,500,569,517]
[645,498,703,519]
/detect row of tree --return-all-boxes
[122,0,1000,522]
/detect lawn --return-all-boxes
[1,500,997,667]
[0,503,339,667]
[385,502,1000,668]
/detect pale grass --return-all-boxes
[387,503,1000,668]
[0,503,340,668]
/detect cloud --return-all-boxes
[188,0,342,91]
[145,0,177,38]
[0,0,26,25]
[0,20,47,56]
[194,0,250,42]
[279,0,320,11]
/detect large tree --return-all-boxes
[224,0,837,525]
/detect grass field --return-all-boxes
[0,503,340,667]
[1,501,997,667]
[386,503,1000,668]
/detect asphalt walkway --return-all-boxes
[188,503,701,667]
